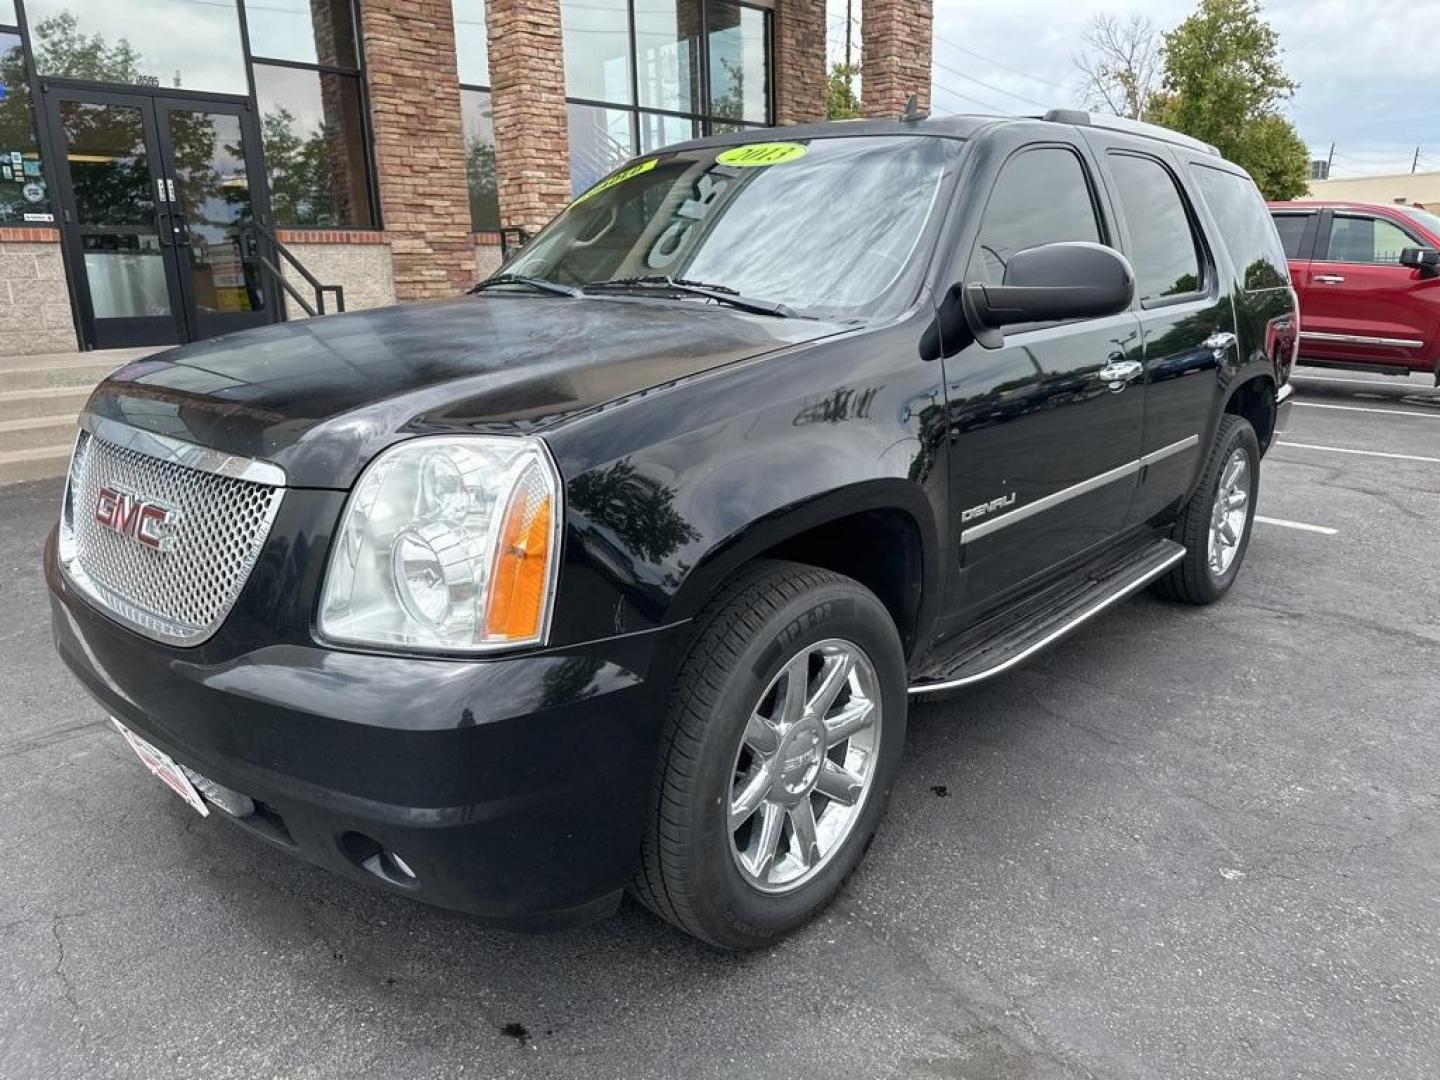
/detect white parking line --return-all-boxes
[1295,401,1440,420]
[1254,515,1338,536]
[1278,441,1440,464]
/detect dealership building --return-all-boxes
[0,0,932,357]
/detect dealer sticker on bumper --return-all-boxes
[112,718,209,817]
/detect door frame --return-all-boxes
[36,75,278,350]
[151,93,278,343]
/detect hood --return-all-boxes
[86,294,841,488]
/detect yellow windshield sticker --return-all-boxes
[715,142,809,167]
[573,158,658,205]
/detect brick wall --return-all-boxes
[487,0,572,233]
[0,229,77,356]
[774,0,828,125]
[862,0,933,119]
[277,231,397,318]
[358,0,476,300]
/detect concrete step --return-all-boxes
[0,414,77,454]
[0,357,122,393]
[0,443,72,485]
[0,386,92,423]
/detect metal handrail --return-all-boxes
[500,226,531,260]
[242,222,346,317]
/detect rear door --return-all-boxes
[1269,205,1319,320]
[1302,210,1440,371]
[1085,134,1234,524]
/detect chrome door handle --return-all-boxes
[1204,331,1237,353]
[1314,274,1346,284]
[1097,358,1143,389]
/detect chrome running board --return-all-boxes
[908,539,1185,695]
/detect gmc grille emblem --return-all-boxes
[94,486,177,551]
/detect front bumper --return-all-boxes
[45,529,679,929]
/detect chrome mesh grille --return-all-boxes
[60,429,285,646]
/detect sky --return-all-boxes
[827,0,1440,179]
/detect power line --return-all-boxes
[931,82,1005,115]
[931,32,1072,94]
[930,54,1052,111]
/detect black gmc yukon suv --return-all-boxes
[47,110,1297,949]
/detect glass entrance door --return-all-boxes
[44,88,274,349]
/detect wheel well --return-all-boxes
[1226,376,1277,453]
[761,509,924,657]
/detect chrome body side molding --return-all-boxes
[1300,331,1424,349]
[959,435,1201,545]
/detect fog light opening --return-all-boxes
[339,831,418,888]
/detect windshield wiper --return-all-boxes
[470,273,583,298]
[583,275,797,318]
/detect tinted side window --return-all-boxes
[1324,215,1417,265]
[969,147,1102,285]
[1191,165,1289,291]
[1107,153,1203,303]
[1271,213,1312,259]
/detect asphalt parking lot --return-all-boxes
[1,365,1437,1080]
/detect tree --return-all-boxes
[1150,0,1308,199]
[30,11,144,84]
[1074,13,1161,121]
[827,63,862,120]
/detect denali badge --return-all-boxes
[960,492,1017,523]
[94,486,177,551]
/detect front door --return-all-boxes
[43,87,274,349]
[940,142,1145,628]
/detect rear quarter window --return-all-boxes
[1191,165,1290,291]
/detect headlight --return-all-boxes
[318,436,561,653]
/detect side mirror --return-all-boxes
[1399,246,1440,277]
[962,242,1135,348]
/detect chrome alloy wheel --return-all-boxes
[728,639,883,894]
[1208,447,1251,576]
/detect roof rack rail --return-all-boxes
[1040,108,1221,157]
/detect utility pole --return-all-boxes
[1413,146,1421,174]
[1326,142,1335,174]
[845,0,853,69]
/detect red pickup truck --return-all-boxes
[1268,200,1440,382]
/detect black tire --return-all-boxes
[631,559,907,950]
[1153,414,1260,605]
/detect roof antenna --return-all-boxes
[901,93,928,122]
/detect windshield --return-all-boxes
[1398,205,1440,239]
[507,135,962,320]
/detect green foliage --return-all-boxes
[1151,0,1308,199]
[827,64,862,120]
[260,107,339,227]
[466,138,500,232]
[31,12,145,84]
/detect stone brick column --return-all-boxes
[861,0,932,119]
[773,0,827,125]
[359,0,475,299]
[487,0,571,234]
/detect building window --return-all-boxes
[560,0,772,194]
[0,27,51,224]
[453,1,500,233]
[248,0,376,228]
[24,0,250,95]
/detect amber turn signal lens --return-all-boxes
[482,463,554,642]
